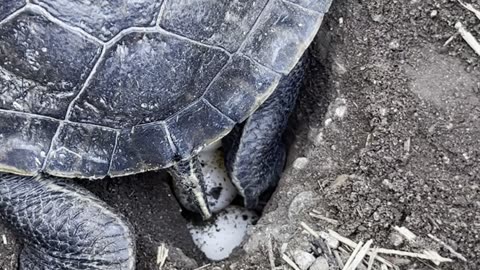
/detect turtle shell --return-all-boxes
[0,0,331,179]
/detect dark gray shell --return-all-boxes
[0,0,331,179]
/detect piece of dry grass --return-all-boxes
[367,247,379,270]
[156,243,169,269]
[300,222,320,238]
[375,248,453,265]
[193,264,211,270]
[310,210,340,225]
[428,234,467,262]
[300,223,458,269]
[267,233,276,270]
[281,254,301,270]
[393,226,416,241]
[458,0,480,20]
[342,240,364,270]
[343,240,373,270]
[455,22,480,56]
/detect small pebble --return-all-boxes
[389,232,404,247]
[319,231,340,249]
[371,14,383,22]
[292,250,316,270]
[309,256,329,270]
[389,39,400,50]
[293,157,309,170]
[430,10,438,18]
[335,105,347,118]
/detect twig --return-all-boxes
[367,247,379,270]
[300,222,320,238]
[455,22,480,56]
[267,234,276,270]
[282,254,301,270]
[346,240,373,270]
[393,226,417,241]
[156,243,169,269]
[310,211,340,225]
[194,264,211,270]
[375,248,453,265]
[458,0,480,20]
[333,250,345,269]
[428,234,467,262]
[328,230,396,268]
[342,241,364,270]
[443,33,458,47]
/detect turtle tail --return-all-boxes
[0,173,135,270]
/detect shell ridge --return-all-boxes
[0,4,27,27]
[155,0,168,26]
[235,0,273,54]
[27,4,105,45]
[201,98,235,125]
[41,122,64,171]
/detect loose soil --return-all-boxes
[0,0,479,269]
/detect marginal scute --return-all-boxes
[32,0,164,41]
[242,0,323,74]
[44,123,117,179]
[284,0,333,13]
[0,12,102,119]
[160,0,269,52]
[0,111,59,176]
[0,0,25,21]
[69,32,229,129]
[204,55,281,122]
[167,100,235,159]
[109,123,175,177]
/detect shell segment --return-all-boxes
[241,0,323,74]
[69,32,229,129]
[0,0,25,22]
[159,0,269,52]
[166,100,235,159]
[203,55,281,122]
[32,0,164,41]
[44,123,117,178]
[0,12,102,119]
[0,111,59,175]
[109,124,175,177]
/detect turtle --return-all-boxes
[0,0,331,269]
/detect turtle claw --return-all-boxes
[169,158,212,219]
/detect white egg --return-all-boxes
[198,146,237,213]
[188,206,258,261]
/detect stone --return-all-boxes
[292,249,316,270]
[293,157,309,170]
[309,256,329,270]
[168,247,198,269]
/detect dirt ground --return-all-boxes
[0,0,479,269]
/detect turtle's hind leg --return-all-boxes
[168,158,212,219]
[0,173,135,270]
[223,56,306,208]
